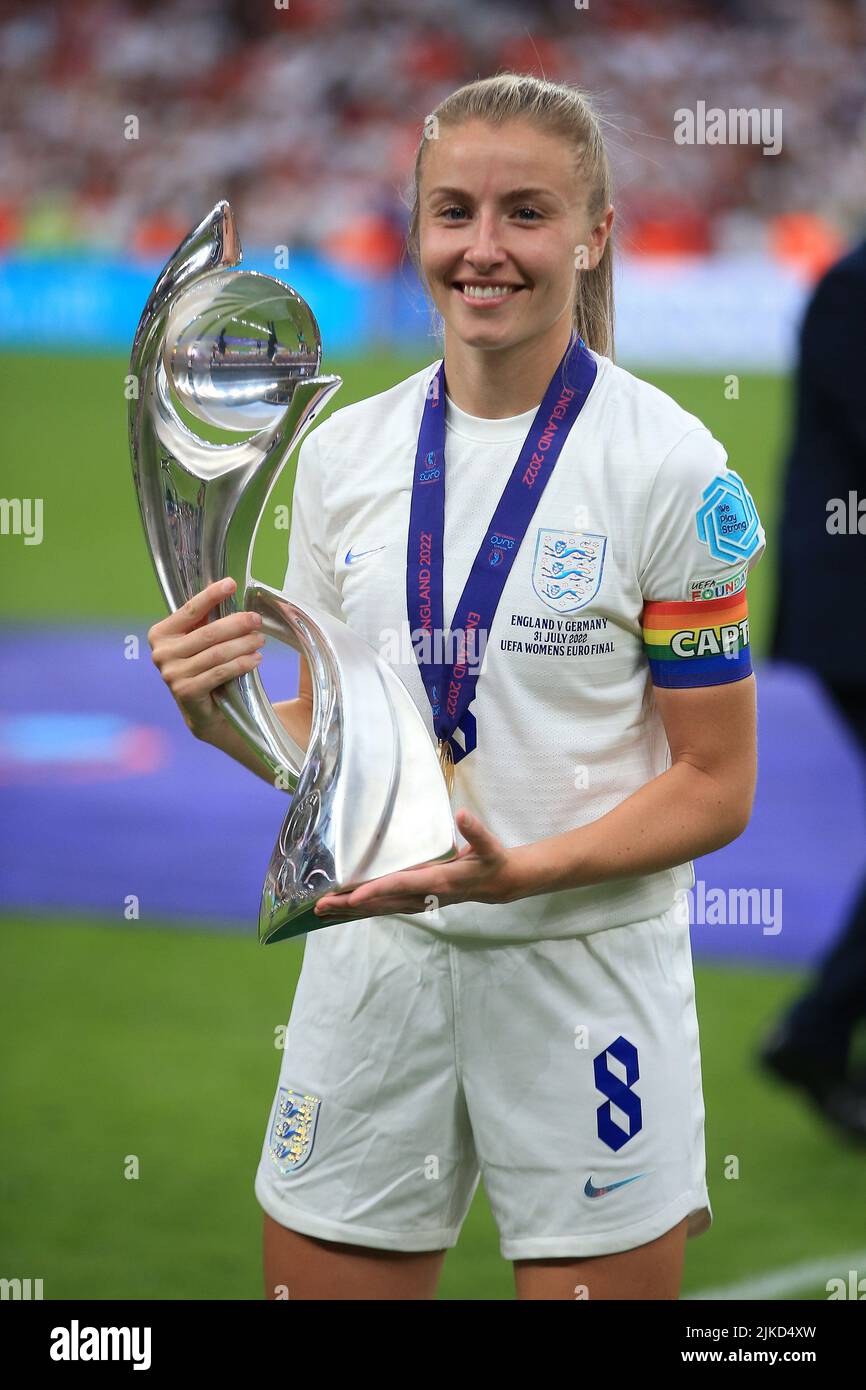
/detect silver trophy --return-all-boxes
[128,200,457,944]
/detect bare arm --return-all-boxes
[148,577,313,784]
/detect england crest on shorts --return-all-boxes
[532,529,607,613]
[268,1086,321,1175]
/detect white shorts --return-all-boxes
[254,901,712,1260]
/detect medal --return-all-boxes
[407,334,598,780]
[437,735,455,798]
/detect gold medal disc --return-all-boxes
[437,736,455,798]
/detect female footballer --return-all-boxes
[149,74,765,1300]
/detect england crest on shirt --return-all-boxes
[532,529,607,613]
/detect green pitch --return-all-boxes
[6,352,847,1301]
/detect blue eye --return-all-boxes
[436,204,542,223]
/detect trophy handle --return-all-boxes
[208,371,343,788]
[248,585,459,946]
[247,580,399,851]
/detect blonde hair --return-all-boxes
[405,72,615,360]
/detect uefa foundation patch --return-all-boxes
[689,565,747,603]
[642,590,752,687]
[268,1087,321,1175]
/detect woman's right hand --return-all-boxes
[147,577,265,743]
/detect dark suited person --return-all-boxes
[760,237,866,1140]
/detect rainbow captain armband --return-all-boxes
[641,590,752,688]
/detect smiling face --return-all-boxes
[417,118,612,357]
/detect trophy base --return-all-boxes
[260,910,342,945]
[258,840,459,945]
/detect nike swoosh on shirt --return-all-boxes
[345,545,387,565]
[584,1173,650,1199]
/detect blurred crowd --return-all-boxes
[1,0,864,270]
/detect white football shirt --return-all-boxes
[282,349,766,943]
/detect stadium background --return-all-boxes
[2,0,865,1300]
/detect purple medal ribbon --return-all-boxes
[406,334,598,765]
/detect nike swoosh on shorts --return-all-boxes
[584,1173,650,1198]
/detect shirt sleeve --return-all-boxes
[637,427,766,688]
[281,426,343,621]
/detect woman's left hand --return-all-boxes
[313,809,522,919]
